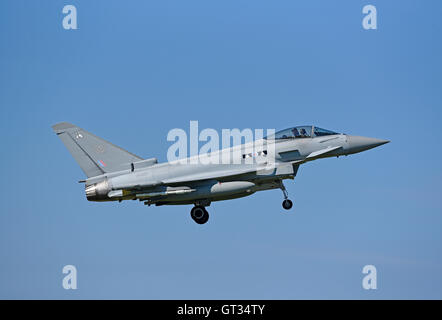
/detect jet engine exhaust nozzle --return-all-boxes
[85,180,110,201]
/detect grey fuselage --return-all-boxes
[83,132,388,206]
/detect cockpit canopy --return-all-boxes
[265,126,339,140]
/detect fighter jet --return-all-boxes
[52,123,389,224]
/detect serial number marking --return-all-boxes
[177,304,265,317]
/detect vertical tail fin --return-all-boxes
[52,122,143,178]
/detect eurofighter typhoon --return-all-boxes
[52,123,388,224]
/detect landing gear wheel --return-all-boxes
[190,206,209,224]
[282,199,293,210]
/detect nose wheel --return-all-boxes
[282,199,293,210]
[279,181,293,210]
[190,205,209,224]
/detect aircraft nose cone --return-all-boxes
[345,135,390,154]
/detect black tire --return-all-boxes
[191,206,209,224]
[282,199,293,210]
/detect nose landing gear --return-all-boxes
[279,181,293,210]
[282,199,293,210]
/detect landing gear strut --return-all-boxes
[279,181,293,210]
[190,205,209,224]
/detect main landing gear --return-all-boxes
[279,181,293,210]
[190,205,209,224]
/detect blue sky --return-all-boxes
[1,0,442,299]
